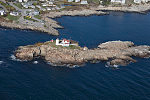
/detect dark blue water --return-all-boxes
[0,12,150,100]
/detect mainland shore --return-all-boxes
[0,4,150,35]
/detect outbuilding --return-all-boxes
[0,10,5,16]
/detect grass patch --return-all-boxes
[0,1,15,11]
[6,14,20,21]
[68,45,81,49]
[88,0,100,4]
[34,15,41,19]
[24,16,38,22]
[14,3,22,9]
[34,40,81,50]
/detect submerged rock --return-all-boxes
[15,41,150,67]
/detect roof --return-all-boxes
[63,39,70,42]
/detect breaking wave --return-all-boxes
[33,61,38,64]
[0,61,4,65]
[47,62,80,68]
[105,62,119,69]
[10,54,26,62]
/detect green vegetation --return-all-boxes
[33,2,39,6]
[14,3,22,9]
[0,1,15,11]
[87,0,111,5]
[68,45,81,49]
[35,42,44,46]
[34,40,81,50]
[101,0,111,6]
[87,0,100,4]
[34,15,41,19]
[6,14,20,21]
[44,24,47,27]
[24,16,38,22]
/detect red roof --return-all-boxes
[63,39,70,42]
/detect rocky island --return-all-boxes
[15,40,150,67]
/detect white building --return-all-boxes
[10,12,19,16]
[24,0,28,2]
[75,0,80,2]
[36,5,42,9]
[81,0,88,4]
[46,7,51,11]
[56,38,70,47]
[134,0,150,3]
[18,0,28,2]
[33,10,40,15]
[18,0,23,2]
[111,0,126,4]
[0,10,5,16]
[134,0,141,3]
[68,0,74,2]
[39,0,45,1]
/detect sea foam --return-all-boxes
[10,54,26,61]
[0,61,4,65]
[33,61,38,64]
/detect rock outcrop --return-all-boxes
[15,41,150,67]
[96,4,150,13]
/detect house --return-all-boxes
[18,0,23,2]
[29,5,35,9]
[111,0,126,4]
[0,10,5,15]
[36,5,42,9]
[81,0,88,4]
[75,0,80,2]
[22,2,34,8]
[41,8,46,11]
[39,0,45,1]
[30,10,40,15]
[134,0,150,3]
[56,38,78,47]
[42,3,47,7]
[22,3,29,8]
[68,0,74,2]
[48,1,54,5]
[46,7,51,10]
[10,11,19,16]
[18,0,28,2]
[134,0,141,3]
[56,38,70,47]
[24,0,28,2]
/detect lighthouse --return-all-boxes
[56,38,60,45]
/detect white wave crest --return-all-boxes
[105,62,119,68]
[33,61,38,64]
[47,62,80,68]
[0,61,4,64]
[10,54,26,61]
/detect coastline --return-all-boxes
[14,40,150,67]
[0,4,150,35]
[96,4,150,13]
[0,9,107,35]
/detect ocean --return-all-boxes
[0,12,150,100]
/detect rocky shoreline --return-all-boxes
[96,4,150,13]
[15,41,150,67]
[0,8,107,35]
[1,4,150,35]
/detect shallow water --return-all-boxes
[0,12,150,100]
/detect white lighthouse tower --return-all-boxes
[56,38,60,45]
